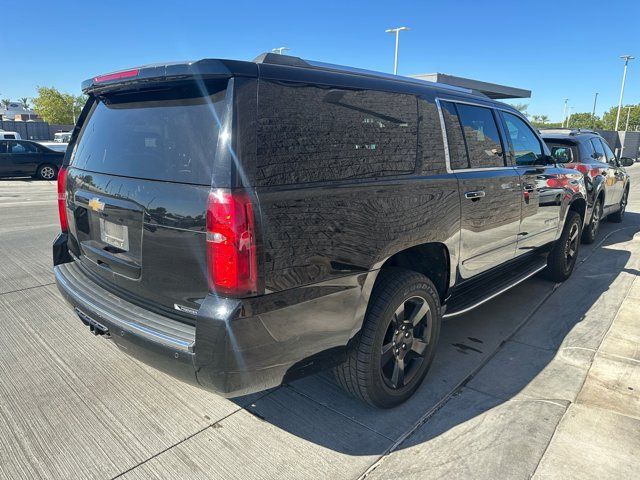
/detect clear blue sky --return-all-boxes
[2,0,638,122]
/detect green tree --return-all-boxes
[1,99,11,109]
[601,104,640,131]
[540,115,549,124]
[512,103,529,117]
[19,97,30,109]
[566,112,603,129]
[32,87,87,124]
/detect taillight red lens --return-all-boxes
[206,189,257,296]
[93,68,139,83]
[57,167,68,232]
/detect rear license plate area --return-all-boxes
[99,218,129,251]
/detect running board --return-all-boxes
[443,259,547,318]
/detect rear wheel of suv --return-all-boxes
[581,198,602,244]
[333,268,441,408]
[544,211,582,282]
[37,164,58,180]
[608,188,629,223]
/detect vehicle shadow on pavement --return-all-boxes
[233,212,640,457]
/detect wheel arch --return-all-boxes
[591,175,607,207]
[375,242,451,303]
[568,196,587,228]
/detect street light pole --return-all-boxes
[591,92,599,128]
[562,98,569,127]
[615,55,634,131]
[385,26,410,75]
[625,106,632,131]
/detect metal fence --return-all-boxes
[0,120,74,140]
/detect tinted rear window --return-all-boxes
[71,80,229,185]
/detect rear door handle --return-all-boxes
[464,190,486,200]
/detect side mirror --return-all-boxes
[620,157,634,167]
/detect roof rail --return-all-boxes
[253,52,476,96]
[539,128,600,136]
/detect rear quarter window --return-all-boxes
[71,80,229,185]
[255,80,418,186]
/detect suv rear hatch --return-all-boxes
[64,78,233,322]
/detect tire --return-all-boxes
[608,188,629,223]
[333,268,441,408]
[581,198,602,244]
[37,164,58,181]
[544,211,582,282]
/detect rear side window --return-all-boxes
[502,112,543,166]
[0,141,7,153]
[548,144,573,163]
[255,81,418,185]
[591,138,605,162]
[9,141,38,154]
[456,104,505,168]
[71,80,229,185]
[439,100,469,169]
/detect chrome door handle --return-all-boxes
[464,190,486,199]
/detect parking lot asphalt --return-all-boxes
[1,168,639,480]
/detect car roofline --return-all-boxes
[83,53,498,103]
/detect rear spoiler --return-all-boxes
[82,59,257,94]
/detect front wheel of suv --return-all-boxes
[581,198,602,244]
[333,268,441,408]
[544,211,582,283]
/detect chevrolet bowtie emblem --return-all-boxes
[88,197,105,212]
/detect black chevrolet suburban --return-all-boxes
[53,54,588,408]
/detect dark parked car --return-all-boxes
[0,139,64,180]
[541,129,631,243]
[53,54,588,408]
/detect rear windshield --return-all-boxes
[546,143,574,163]
[71,80,229,185]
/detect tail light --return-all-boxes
[57,167,68,232]
[206,189,258,297]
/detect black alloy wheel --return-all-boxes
[333,268,441,408]
[380,296,432,390]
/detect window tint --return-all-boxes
[456,104,504,168]
[72,80,229,184]
[502,112,543,166]
[4,134,16,139]
[0,141,7,154]
[9,141,38,154]
[256,81,417,185]
[601,139,616,163]
[418,98,446,175]
[439,100,469,169]
[591,138,605,162]
[549,145,573,163]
